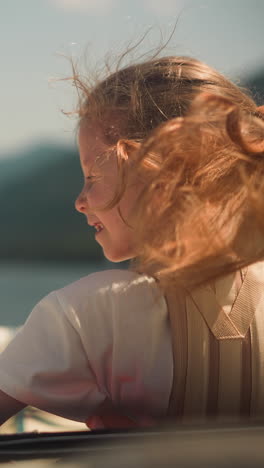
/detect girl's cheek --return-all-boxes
[87,186,108,209]
[98,183,116,203]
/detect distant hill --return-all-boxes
[0,143,103,261]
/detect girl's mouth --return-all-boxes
[94,223,104,233]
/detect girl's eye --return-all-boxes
[85,175,96,191]
[85,175,99,190]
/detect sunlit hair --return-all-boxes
[131,93,264,291]
[73,55,260,208]
[72,53,264,288]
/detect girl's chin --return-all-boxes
[103,252,129,263]
[95,233,136,262]
[103,248,135,263]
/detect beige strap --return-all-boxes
[166,263,264,419]
[206,330,220,417]
[165,288,188,418]
[190,265,264,340]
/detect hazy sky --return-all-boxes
[1,0,264,156]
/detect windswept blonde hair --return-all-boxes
[74,55,261,209]
[76,56,257,140]
[132,93,264,291]
[73,54,264,288]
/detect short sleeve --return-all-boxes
[0,292,105,422]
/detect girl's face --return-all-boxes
[75,119,142,262]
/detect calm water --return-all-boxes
[0,260,122,327]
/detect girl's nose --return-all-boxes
[75,192,87,213]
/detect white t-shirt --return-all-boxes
[0,270,172,424]
[1,263,264,426]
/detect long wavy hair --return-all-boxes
[73,55,264,289]
[74,55,261,209]
[75,56,259,135]
[131,93,264,291]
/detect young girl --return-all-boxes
[0,56,263,429]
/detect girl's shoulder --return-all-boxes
[52,269,159,312]
[46,270,167,343]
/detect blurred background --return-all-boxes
[0,0,264,328]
